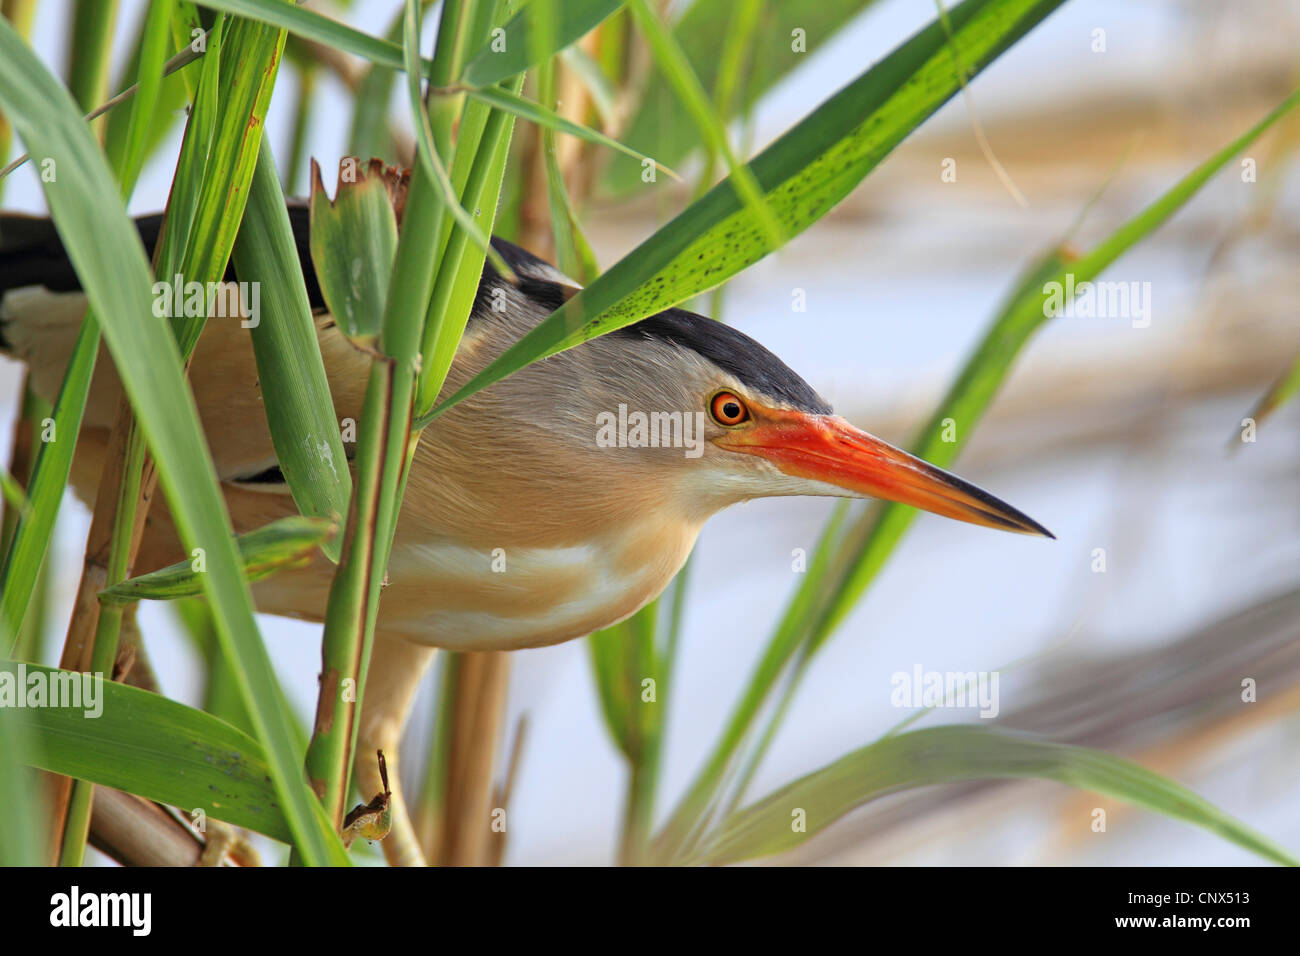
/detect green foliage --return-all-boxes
[0,320,99,648]
[100,516,335,604]
[1243,351,1300,433]
[234,140,352,559]
[0,9,346,866]
[192,0,671,175]
[699,726,1300,866]
[0,660,295,842]
[308,158,400,347]
[652,83,1300,864]
[461,0,623,88]
[426,0,1070,422]
[603,0,882,196]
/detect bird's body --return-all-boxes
[3,218,767,650]
[1,204,1051,864]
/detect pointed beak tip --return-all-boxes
[974,507,1055,540]
[978,502,1054,540]
[721,409,1058,541]
[997,504,1054,540]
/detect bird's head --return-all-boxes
[566,306,1053,538]
[465,245,1051,541]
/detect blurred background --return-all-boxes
[3,0,1300,864]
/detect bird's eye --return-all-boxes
[709,391,749,426]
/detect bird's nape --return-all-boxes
[712,403,1054,538]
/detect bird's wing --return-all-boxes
[0,202,578,501]
[0,207,330,488]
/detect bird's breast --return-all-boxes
[366,515,700,650]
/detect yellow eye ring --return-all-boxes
[709,391,749,426]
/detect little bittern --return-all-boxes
[0,204,1051,865]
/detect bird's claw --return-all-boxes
[342,750,393,849]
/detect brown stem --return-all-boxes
[88,791,202,867]
[45,392,159,863]
[433,651,510,866]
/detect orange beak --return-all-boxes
[715,409,1053,537]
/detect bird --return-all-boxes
[0,201,1052,865]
